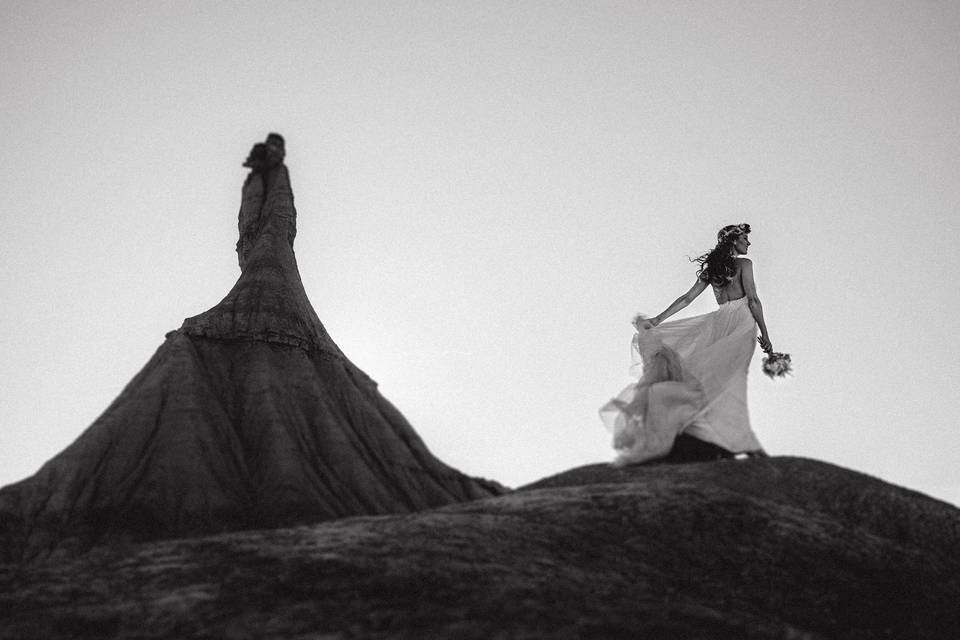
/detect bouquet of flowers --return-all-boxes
[761,350,792,379]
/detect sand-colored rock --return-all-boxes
[0,135,500,563]
[1,457,957,639]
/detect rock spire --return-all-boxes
[0,134,501,563]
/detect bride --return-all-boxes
[600,223,772,464]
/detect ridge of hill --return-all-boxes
[2,456,957,639]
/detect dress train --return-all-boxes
[600,296,763,465]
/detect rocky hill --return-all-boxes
[2,456,957,639]
[0,135,500,564]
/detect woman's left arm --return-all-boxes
[647,279,709,327]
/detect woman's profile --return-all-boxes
[600,223,772,464]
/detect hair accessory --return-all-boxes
[718,223,751,242]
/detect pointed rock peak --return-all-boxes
[236,132,290,270]
[0,135,503,563]
[179,133,333,354]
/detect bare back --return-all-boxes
[711,258,747,304]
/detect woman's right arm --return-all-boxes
[648,279,709,327]
[740,258,772,352]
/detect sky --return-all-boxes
[1,1,959,505]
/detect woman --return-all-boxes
[600,223,771,465]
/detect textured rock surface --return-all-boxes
[1,457,957,639]
[0,136,501,563]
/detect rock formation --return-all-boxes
[0,134,501,563]
[1,457,957,639]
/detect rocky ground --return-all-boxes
[1,456,958,639]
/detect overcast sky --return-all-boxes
[2,1,958,505]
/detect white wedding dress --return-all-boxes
[600,296,763,465]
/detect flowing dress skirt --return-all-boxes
[600,297,763,465]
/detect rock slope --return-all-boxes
[0,135,500,563]
[1,457,957,639]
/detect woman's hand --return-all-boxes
[758,334,772,353]
[632,314,659,331]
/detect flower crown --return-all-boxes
[718,223,751,242]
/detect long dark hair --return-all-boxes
[692,223,750,286]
